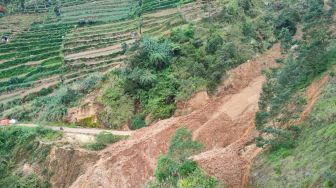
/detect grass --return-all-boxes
[0,126,61,187]
[82,131,128,151]
[250,75,336,187]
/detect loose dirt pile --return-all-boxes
[70,43,282,188]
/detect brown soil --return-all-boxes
[70,43,282,188]
[45,147,99,188]
[175,91,210,116]
[67,90,102,124]
[324,0,331,11]
[294,76,329,124]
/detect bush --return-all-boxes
[150,128,219,187]
[0,126,59,187]
[279,28,292,53]
[130,114,146,130]
[96,131,125,145]
[274,8,300,37]
[34,74,102,122]
[205,33,223,54]
[83,142,106,151]
[83,131,128,151]
[241,20,255,38]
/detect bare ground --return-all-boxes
[70,43,282,188]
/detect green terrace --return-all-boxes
[142,0,196,12]
[0,0,201,119]
[56,0,136,24]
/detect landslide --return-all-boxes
[70,43,282,188]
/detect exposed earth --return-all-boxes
[69,43,283,188]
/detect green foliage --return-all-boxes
[82,142,106,151]
[166,128,202,159]
[238,0,253,12]
[171,25,195,43]
[33,74,102,122]
[148,128,219,187]
[205,33,223,54]
[130,114,146,130]
[0,126,60,187]
[274,8,300,37]
[279,28,292,53]
[251,77,336,187]
[76,116,99,128]
[83,131,128,151]
[97,73,133,129]
[241,20,255,38]
[255,0,335,150]
[96,131,125,144]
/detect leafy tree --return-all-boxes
[130,114,146,130]
[279,28,292,53]
[241,20,255,38]
[274,8,300,37]
[154,128,202,184]
[205,33,223,54]
[238,0,253,12]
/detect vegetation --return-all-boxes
[147,128,221,187]
[1,0,276,128]
[2,73,102,122]
[100,6,274,128]
[251,75,336,187]
[250,0,336,186]
[0,126,61,187]
[255,0,336,151]
[83,131,128,151]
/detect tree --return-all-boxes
[205,33,223,53]
[279,28,292,53]
[154,128,202,184]
[238,0,253,12]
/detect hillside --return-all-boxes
[0,0,335,187]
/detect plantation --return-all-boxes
[0,0,205,123]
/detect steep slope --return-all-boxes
[249,74,336,187]
[70,43,282,188]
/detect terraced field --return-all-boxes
[0,0,205,119]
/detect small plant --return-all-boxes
[149,128,218,187]
[83,131,128,151]
[130,114,146,130]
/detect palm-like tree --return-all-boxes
[140,70,157,86]
[149,53,166,70]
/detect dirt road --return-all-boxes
[17,124,133,136]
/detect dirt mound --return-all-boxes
[70,43,282,188]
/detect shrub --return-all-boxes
[83,131,128,151]
[274,8,300,37]
[96,131,125,144]
[34,74,102,122]
[241,20,255,38]
[130,114,146,130]
[0,126,59,187]
[150,128,219,187]
[83,142,106,151]
[279,28,292,53]
[205,33,223,54]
